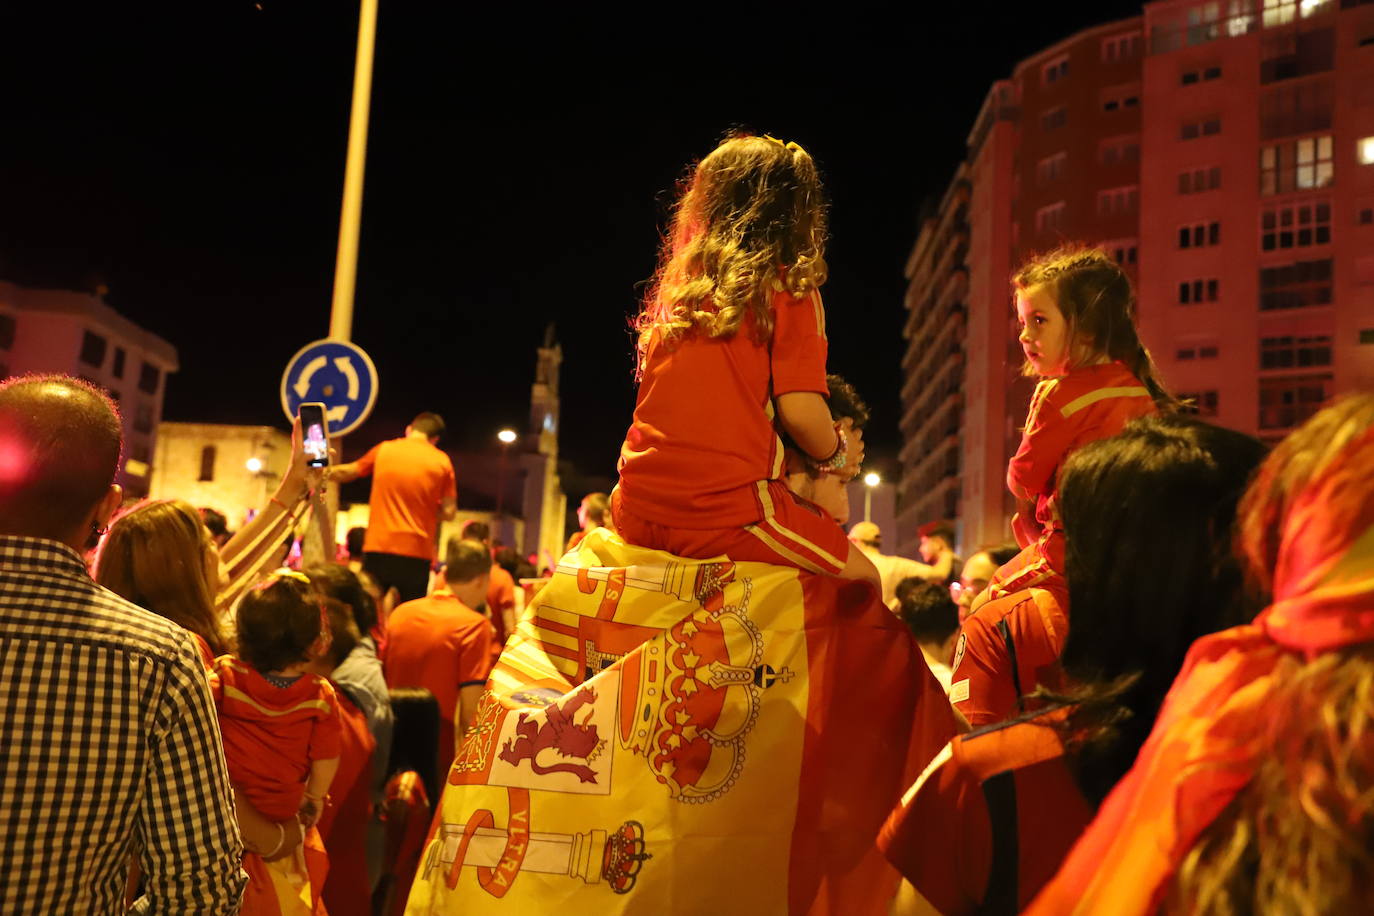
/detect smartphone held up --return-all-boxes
[298,403,330,468]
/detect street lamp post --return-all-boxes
[496,429,517,517]
[863,471,881,523]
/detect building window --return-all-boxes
[1101,84,1141,111]
[1259,258,1333,310]
[138,362,160,395]
[1361,328,1374,345]
[1102,32,1142,61]
[1260,334,1333,370]
[112,347,126,379]
[1179,165,1223,194]
[1042,55,1070,85]
[1179,221,1222,248]
[1176,343,1220,360]
[1262,0,1334,28]
[1360,137,1374,165]
[1100,135,1140,166]
[1181,64,1223,84]
[1260,135,1334,194]
[198,445,216,482]
[1259,373,1333,430]
[1260,81,1334,140]
[1041,106,1067,131]
[1361,207,1374,226]
[0,314,14,351]
[133,404,154,434]
[1181,117,1222,140]
[1036,152,1067,185]
[1035,202,1066,233]
[1103,238,1139,265]
[1179,278,1220,304]
[1180,391,1220,417]
[1097,186,1139,216]
[1260,25,1335,82]
[79,331,107,368]
[1261,200,1331,250]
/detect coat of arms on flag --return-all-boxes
[405,529,955,914]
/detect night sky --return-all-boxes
[1,2,1141,506]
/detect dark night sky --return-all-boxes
[0,1,1142,505]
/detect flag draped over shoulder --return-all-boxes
[404,529,956,915]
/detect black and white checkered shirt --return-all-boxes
[0,536,247,914]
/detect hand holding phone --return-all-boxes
[298,403,330,468]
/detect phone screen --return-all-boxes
[299,403,330,468]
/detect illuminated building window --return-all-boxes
[1179,391,1220,417]
[1041,107,1067,131]
[1178,166,1223,194]
[1042,55,1070,85]
[1036,152,1067,185]
[79,331,107,368]
[1260,200,1330,250]
[1260,135,1333,194]
[1101,85,1141,112]
[1100,135,1140,166]
[1260,334,1332,370]
[1359,137,1374,165]
[1101,32,1142,61]
[1035,202,1066,233]
[138,362,160,395]
[1178,221,1222,248]
[199,445,217,482]
[1259,258,1332,310]
[1097,186,1139,216]
[1259,373,1332,430]
[1178,278,1220,304]
[1181,117,1222,140]
[0,314,14,351]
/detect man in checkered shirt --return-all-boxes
[0,376,247,913]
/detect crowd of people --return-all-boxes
[1,130,1371,915]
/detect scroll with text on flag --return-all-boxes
[404,529,957,915]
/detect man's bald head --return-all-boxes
[0,375,123,541]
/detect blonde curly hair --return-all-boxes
[634,134,827,370]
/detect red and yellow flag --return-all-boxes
[404,529,955,914]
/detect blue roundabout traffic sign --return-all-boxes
[280,339,379,437]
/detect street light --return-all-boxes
[863,471,881,523]
[245,456,264,474]
[496,429,517,515]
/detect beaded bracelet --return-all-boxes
[818,427,848,473]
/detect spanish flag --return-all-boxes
[404,529,955,914]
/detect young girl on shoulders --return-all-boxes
[978,246,1177,608]
[210,571,341,916]
[613,133,877,585]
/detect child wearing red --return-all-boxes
[210,572,342,916]
[614,134,875,585]
[979,247,1175,607]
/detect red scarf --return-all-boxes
[1027,424,1374,915]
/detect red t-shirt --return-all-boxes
[617,284,829,529]
[383,591,495,776]
[319,690,376,916]
[357,437,457,561]
[486,562,516,645]
[950,578,1070,728]
[881,709,1094,914]
[209,656,343,822]
[1008,361,1156,534]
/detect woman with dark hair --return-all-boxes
[1029,394,1374,915]
[881,414,1265,914]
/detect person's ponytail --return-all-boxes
[1125,335,1182,413]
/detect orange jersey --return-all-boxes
[1008,361,1156,535]
[209,656,342,822]
[950,578,1070,728]
[486,562,516,645]
[357,437,457,561]
[881,708,1094,914]
[383,591,495,777]
[617,284,829,529]
[318,691,376,916]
